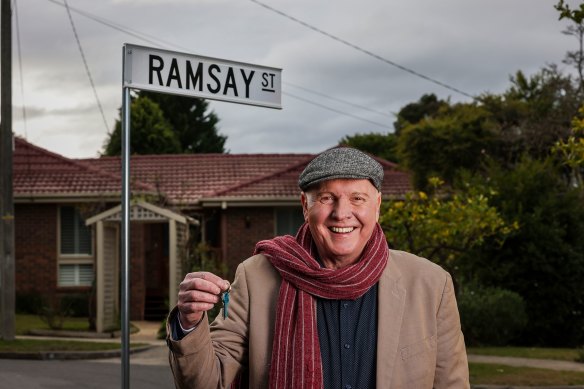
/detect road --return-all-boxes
[0,345,175,389]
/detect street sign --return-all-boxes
[123,43,282,109]
[119,43,282,388]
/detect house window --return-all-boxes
[58,264,94,287]
[59,206,94,287]
[60,206,92,255]
[275,207,305,236]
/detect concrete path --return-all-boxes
[468,354,584,372]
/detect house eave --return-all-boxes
[200,196,301,208]
[14,192,121,204]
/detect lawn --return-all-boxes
[467,346,583,362]
[2,315,146,353]
[15,314,90,335]
[470,362,584,386]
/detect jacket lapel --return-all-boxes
[376,256,406,388]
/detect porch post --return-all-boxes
[96,220,104,333]
[168,220,177,309]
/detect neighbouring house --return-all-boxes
[13,137,411,332]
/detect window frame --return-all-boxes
[57,205,95,287]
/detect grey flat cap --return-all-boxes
[298,147,383,191]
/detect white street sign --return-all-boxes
[123,43,282,109]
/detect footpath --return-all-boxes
[468,354,584,389]
[1,321,166,362]
[3,325,584,388]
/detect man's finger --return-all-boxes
[178,289,220,304]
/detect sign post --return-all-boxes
[120,43,281,388]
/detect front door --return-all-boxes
[144,223,169,320]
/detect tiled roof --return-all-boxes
[210,157,411,199]
[84,153,316,205]
[14,137,412,204]
[13,137,154,198]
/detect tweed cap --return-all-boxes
[298,147,383,191]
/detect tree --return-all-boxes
[393,93,449,134]
[103,92,226,156]
[338,132,399,162]
[140,92,226,153]
[553,105,584,187]
[556,0,584,91]
[459,157,584,346]
[499,67,580,159]
[396,103,497,190]
[380,177,515,279]
[103,96,181,156]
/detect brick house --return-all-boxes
[14,137,411,331]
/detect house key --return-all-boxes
[222,286,232,319]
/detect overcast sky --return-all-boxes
[7,0,581,158]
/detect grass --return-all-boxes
[467,346,582,362]
[470,362,584,385]
[15,314,90,335]
[6,314,147,354]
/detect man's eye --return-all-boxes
[319,196,334,204]
[351,196,365,203]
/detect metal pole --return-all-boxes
[121,48,131,388]
[0,0,15,341]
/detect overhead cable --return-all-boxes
[48,0,187,52]
[285,81,392,119]
[284,91,391,130]
[13,0,28,138]
[250,0,475,99]
[63,0,109,132]
[45,0,396,130]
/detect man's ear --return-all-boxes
[376,192,382,221]
[301,192,309,221]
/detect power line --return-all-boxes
[47,0,187,52]
[250,0,475,99]
[284,91,391,130]
[63,0,109,132]
[13,0,27,138]
[45,0,397,130]
[285,81,393,119]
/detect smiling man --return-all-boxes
[166,147,470,389]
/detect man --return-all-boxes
[166,147,469,388]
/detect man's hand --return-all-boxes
[177,272,230,329]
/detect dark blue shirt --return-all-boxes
[171,283,379,389]
[317,284,378,389]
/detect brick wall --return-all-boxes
[15,204,153,321]
[223,207,275,279]
[15,204,58,299]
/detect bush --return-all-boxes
[59,294,90,317]
[158,319,167,340]
[458,285,527,346]
[15,293,44,315]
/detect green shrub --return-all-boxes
[15,293,44,314]
[458,285,528,346]
[158,319,167,340]
[59,294,90,317]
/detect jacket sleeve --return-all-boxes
[433,273,470,389]
[166,262,251,389]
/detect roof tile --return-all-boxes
[14,138,411,204]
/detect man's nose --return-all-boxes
[331,198,352,220]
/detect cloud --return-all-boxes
[12,0,581,159]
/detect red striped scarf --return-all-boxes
[253,222,389,389]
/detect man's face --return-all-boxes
[301,178,381,268]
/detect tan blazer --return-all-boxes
[167,250,470,388]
